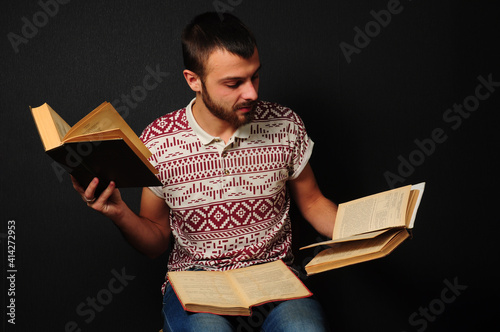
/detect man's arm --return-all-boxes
[288,163,337,238]
[71,176,171,258]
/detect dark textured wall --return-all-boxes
[1,1,498,331]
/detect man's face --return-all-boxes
[199,47,261,128]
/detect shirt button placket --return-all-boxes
[222,149,229,176]
[214,140,229,194]
[220,147,230,199]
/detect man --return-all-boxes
[72,12,337,331]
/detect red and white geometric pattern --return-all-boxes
[140,99,313,288]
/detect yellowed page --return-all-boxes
[63,102,151,158]
[228,260,311,306]
[300,229,389,250]
[333,185,411,239]
[30,103,71,151]
[63,102,111,137]
[168,270,245,309]
[407,182,425,228]
[310,231,397,265]
[48,105,71,139]
[405,190,419,227]
[305,229,409,275]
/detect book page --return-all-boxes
[30,103,71,151]
[63,102,151,158]
[407,182,425,228]
[300,228,389,250]
[228,260,311,306]
[64,102,115,137]
[168,271,245,308]
[48,105,72,139]
[310,231,398,265]
[305,229,409,274]
[333,185,411,239]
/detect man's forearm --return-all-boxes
[288,164,337,238]
[72,177,170,258]
[301,196,337,239]
[110,203,170,258]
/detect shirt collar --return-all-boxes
[186,98,251,146]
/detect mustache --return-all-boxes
[235,100,258,110]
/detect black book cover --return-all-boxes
[47,139,162,194]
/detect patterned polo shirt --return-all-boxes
[140,98,313,279]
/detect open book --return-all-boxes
[167,260,312,316]
[30,102,161,193]
[301,183,425,275]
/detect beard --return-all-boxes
[201,81,257,128]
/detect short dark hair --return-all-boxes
[181,12,257,80]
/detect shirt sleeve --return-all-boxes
[147,185,164,198]
[288,112,314,180]
[140,124,165,199]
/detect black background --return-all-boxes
[1,0,499,331]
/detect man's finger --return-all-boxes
[83,177,99,202]
[71,175,85,194]
[92,181,116,208]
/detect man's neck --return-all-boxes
[191,98,237,144]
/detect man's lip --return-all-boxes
[236,103,256,112]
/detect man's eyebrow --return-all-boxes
[219,64,262,82]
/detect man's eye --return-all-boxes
[227,82,241,88]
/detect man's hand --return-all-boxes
[288,163,337,238]
[71,176,126,220]
[70,175,171,258]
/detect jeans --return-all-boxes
[162,283,329,332]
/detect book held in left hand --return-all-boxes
[301,183,425,275]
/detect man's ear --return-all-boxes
[183,70,202,92]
